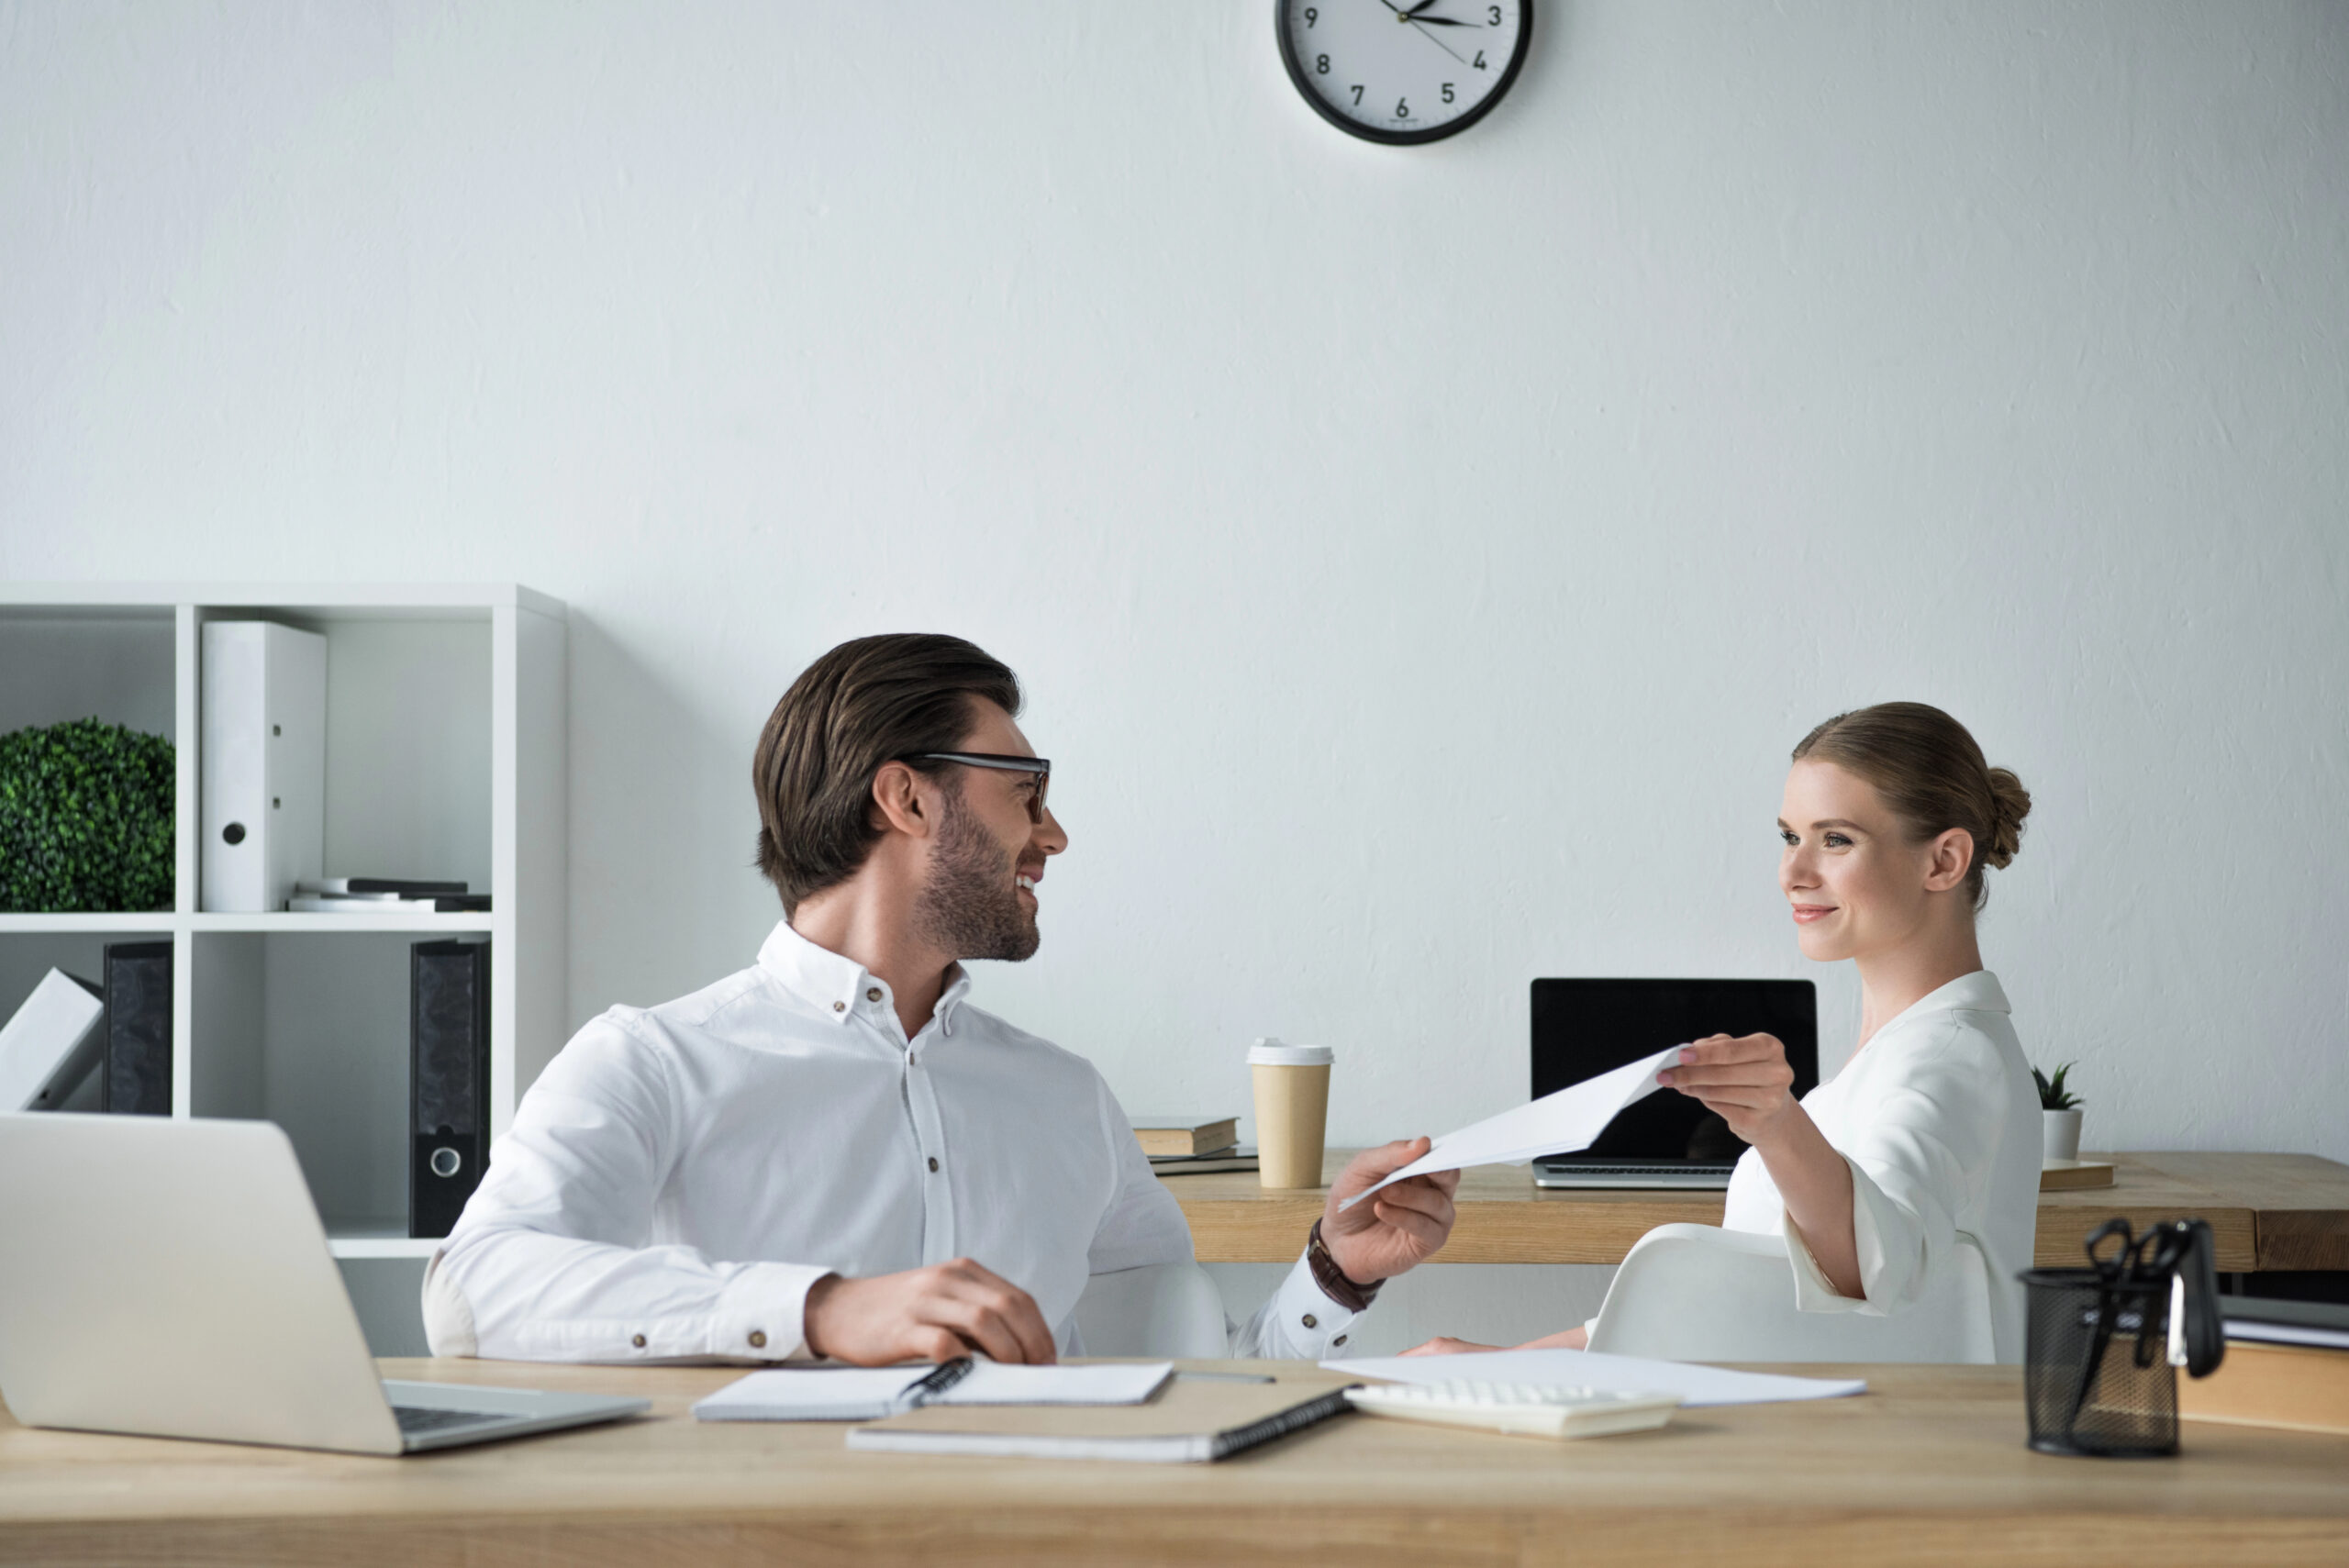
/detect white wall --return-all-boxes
[6,2,2345,1169]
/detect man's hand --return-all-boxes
[1319,1137,1460,1286]
[801,1258,1057,1366]
[1656,1033,1801,1147]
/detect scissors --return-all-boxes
[2067,1218,2222,1434]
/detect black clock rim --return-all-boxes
[1275,0,1533,147]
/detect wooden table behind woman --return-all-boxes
[1166,1151,2349,1272]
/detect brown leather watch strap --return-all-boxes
[1307,1218,1382,1313]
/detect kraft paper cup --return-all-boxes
[1249,1039,1333,1190]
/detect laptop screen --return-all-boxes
[1530,979,1820,1166]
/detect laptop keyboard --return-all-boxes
[393,1405,503,1435]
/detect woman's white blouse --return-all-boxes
[1720,970,2042,1362]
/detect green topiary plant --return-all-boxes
[0,717,175,912]
[2032,1062,2082,1112]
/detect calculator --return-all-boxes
[1342,1381,1683,1440]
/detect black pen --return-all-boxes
[889,1356,974,1416]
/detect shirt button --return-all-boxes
[866,986,883,1002]
[928,1156,941,1173]
[1301,1313,1319,1330]
[1332,1334,1348,1347]
[749,1330,768,1349]
[630,1333,646,1349]
[832,1001,845,1013]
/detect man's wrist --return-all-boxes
[1308,1218,1381,1313]
[799,1272,841,1359]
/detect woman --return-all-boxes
[1409,702,2043,1361]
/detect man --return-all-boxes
[425,633,1458,1363]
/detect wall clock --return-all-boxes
[1276,0,1532,145]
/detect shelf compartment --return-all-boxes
[194,609,494,905]
[191,930,455,1240]
[0,928,176,1113]
[0,606,176,743]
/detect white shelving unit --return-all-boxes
[0,584,565,1259]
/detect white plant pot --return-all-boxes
[2042,1108,2084,1162]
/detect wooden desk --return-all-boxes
[1167,1151,2349,1272]
[4,1358,2346,1566]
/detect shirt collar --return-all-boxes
[1880,969,2010,1034]
[755,920,974,1038]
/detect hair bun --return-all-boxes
[1983,766,2032,870]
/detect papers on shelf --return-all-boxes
[1340,1043,1683,1210]
[1322,1348,1866,1407]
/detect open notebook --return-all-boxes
[694,1362,1173,1422]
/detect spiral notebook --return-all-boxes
[845,1373,1359,1463]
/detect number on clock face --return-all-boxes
[1278,0,1532,145]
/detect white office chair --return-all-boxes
[1585,1223,1999,1364]
[1070,1262,1230,1359]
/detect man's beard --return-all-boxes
[913,785,1040,962]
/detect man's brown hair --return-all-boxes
[752,634,1022,915]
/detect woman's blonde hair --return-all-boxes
[1792,702,2031,911]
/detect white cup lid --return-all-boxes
[1248,1038,1333,1067]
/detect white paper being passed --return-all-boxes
[1339,1043,1682,1210]
[1322,1348,1865,1407]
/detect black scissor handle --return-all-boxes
[2084,1218,2136,1280]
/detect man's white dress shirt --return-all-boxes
[1720,970,2042,1362]
[425,922,1364,1362]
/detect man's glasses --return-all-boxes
[905,752,1052,824]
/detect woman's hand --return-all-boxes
[1656,1033,1801,1148]
[1399,1337,1501,1357]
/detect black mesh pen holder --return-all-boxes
[2021,1267,2177,1456]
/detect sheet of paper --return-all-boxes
[694,1367,918,1419]
[1322,1348,1865,1407]
[1340,1043,1682,1209]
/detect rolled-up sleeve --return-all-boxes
[429,1016,830,1362]
[1781,1029,1999,1317]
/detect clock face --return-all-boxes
[1277,0,1532,145]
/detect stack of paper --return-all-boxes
[1323,1348,1866,1407]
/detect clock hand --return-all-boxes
[1408,14,1471,23]
[1375,0,1471,64]
[1407,19,1468,61]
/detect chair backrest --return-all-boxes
[1069,1262,1230,1359]
[1586,1223,1998,1364]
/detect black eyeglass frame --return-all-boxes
[902,751,1052,823]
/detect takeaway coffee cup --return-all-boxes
[1249,1039,1333,1190]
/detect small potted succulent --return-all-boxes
[2034,1062,2085,1162]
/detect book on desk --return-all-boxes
[2181,1296,2349,1436]
[1130,1117,1240,1159]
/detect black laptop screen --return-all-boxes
[1530,979,1820,1166]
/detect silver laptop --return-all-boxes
[0,1113,648,1455]
[1530,979,1820,1189]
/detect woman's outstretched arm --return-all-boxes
[1662,1035,1862,1297]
